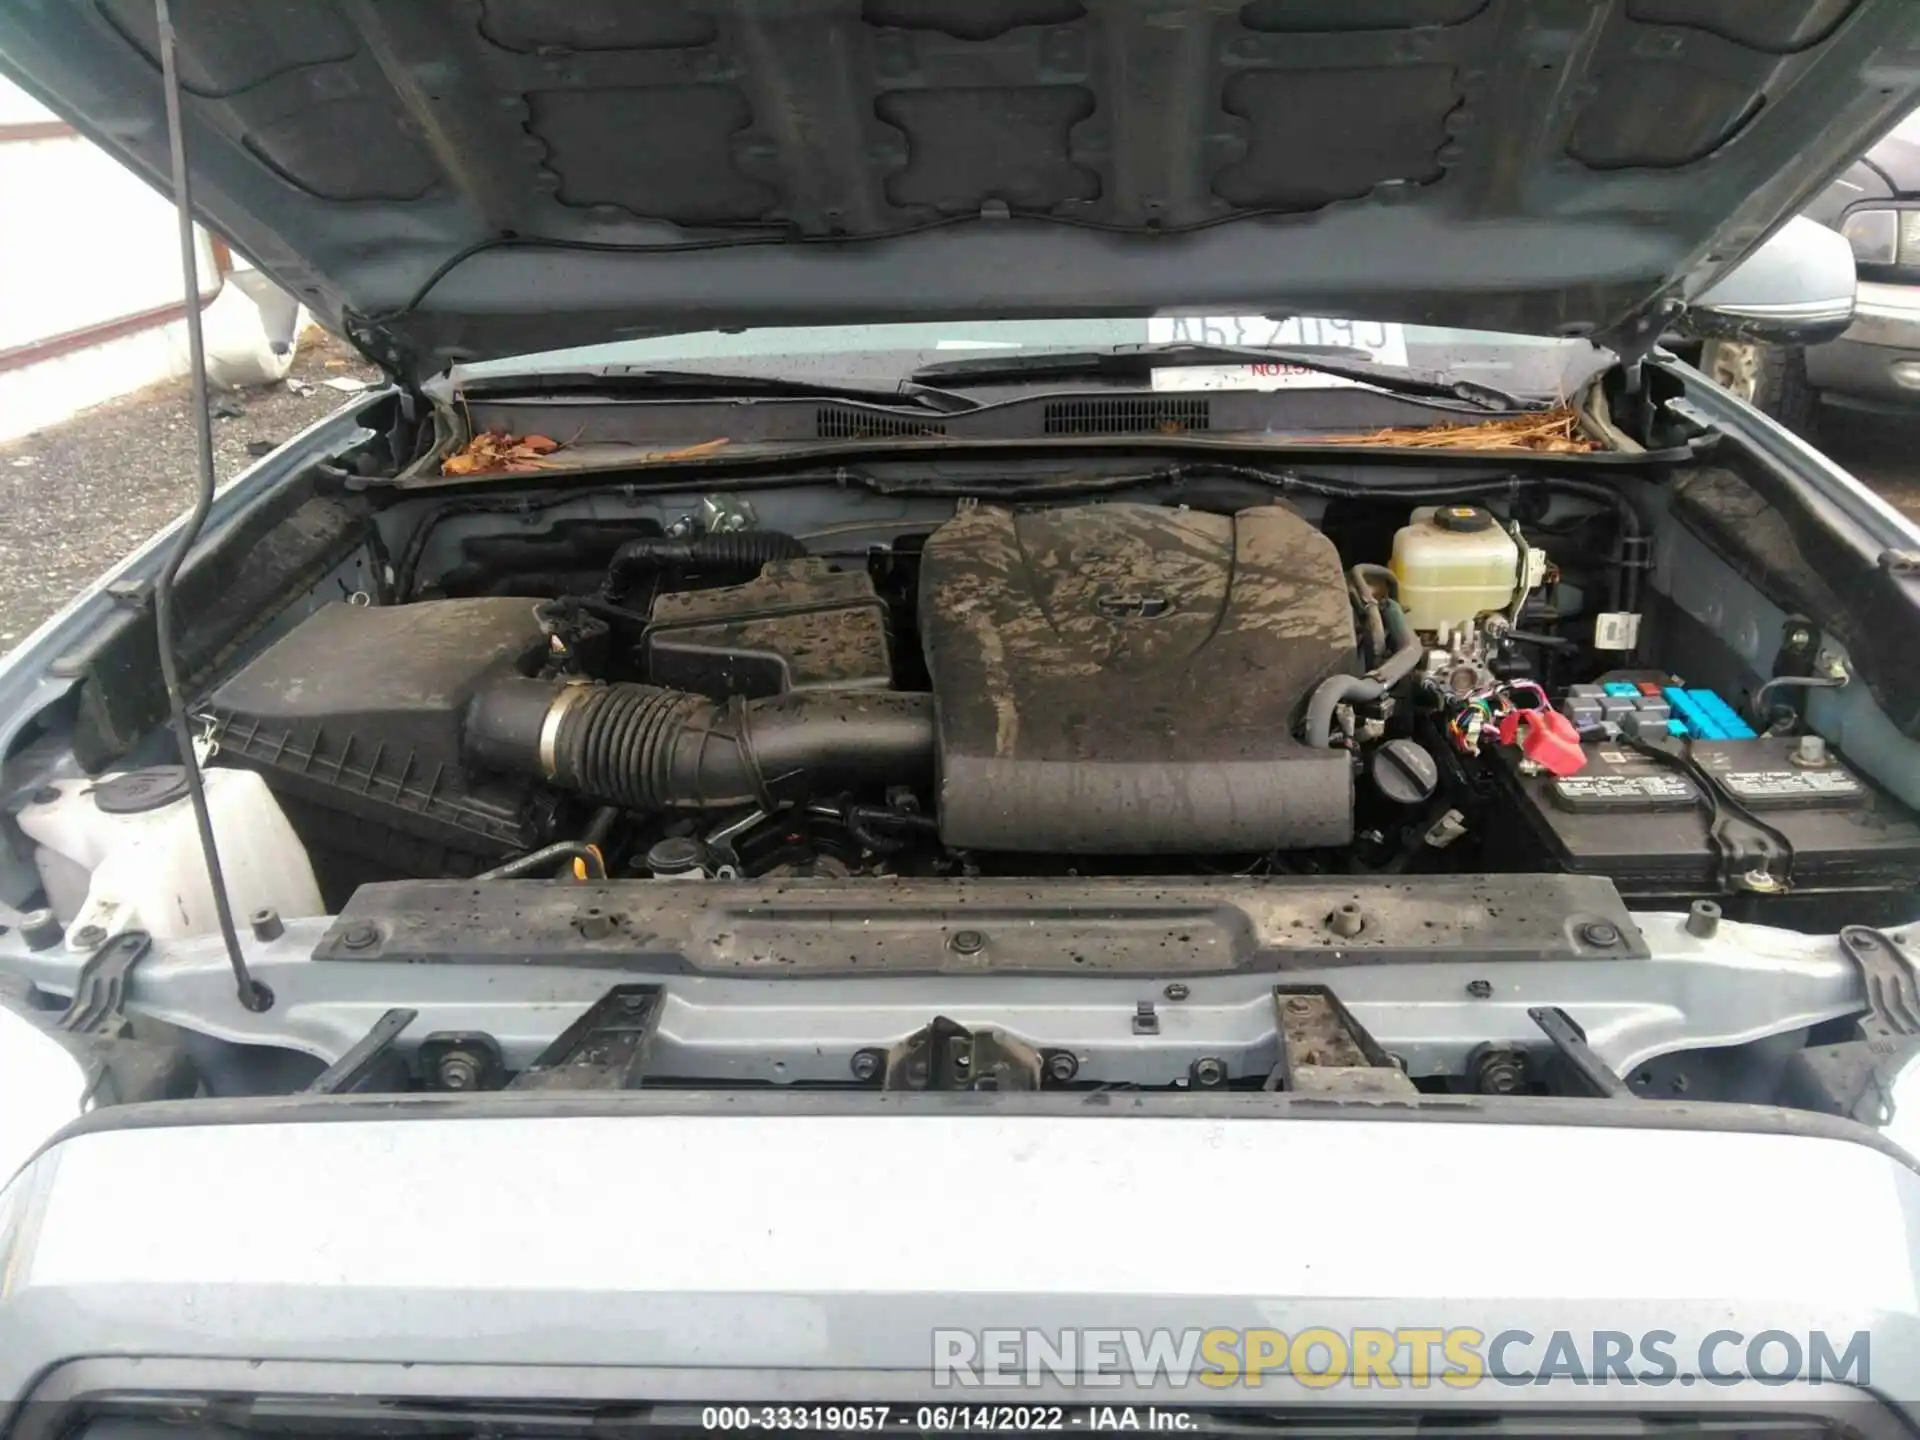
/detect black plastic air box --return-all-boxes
[644,558,893,698]
[200,599,559,878]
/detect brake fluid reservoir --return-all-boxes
[1389,505,1521,630]
[16,766,321,947]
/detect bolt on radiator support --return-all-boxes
[0,900,1872,1097]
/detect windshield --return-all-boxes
[453,316,1613,403]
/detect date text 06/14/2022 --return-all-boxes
[699,1406,1195,1432]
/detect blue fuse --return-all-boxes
[1662,686,1715,737]
[1660,687,1756,741]
[1602,682,1641,698]
[1691,688,1756,740]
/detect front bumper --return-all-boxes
[1808,280,1920,408]
[3,1097,1919,1421]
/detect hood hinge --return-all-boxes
[343,309,415,391]
[343,309,425,467]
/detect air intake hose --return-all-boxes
[466,676,934,811]
[601,530,808,602]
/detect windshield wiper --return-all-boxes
[456,366,982,413]
[911,343,1545,413]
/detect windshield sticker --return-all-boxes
[1147,316,1408,390]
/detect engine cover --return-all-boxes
[920,503,1357,853]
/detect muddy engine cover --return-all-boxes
[920,503,1357,853]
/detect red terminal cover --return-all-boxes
[1497,708,1587,777]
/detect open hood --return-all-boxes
[6,0,1920,384]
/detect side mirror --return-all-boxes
[1678,216,1857,345]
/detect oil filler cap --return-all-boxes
[1371,738,1440,805]
[1434,505,1495,533]
[92,766,190,814]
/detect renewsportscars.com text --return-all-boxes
[931,1327,1871,1390]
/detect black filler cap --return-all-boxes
[92,767,191,814]
[1433,505,1496,534]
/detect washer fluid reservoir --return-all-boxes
[16,766,321,949]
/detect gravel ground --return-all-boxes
[0,331,381,647]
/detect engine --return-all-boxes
[919,503,1354,852]
[114,484,1912,924]
[197,502,1361,885]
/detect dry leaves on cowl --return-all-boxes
[440,429,564,476]
[1316,406,1599,454]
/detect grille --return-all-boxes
[1042,397,1211,435]
[816,406,947,439]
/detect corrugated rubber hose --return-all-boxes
[466,676,935,811]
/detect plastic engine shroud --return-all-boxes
[919,503,1358,853]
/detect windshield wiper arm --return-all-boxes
[911,343,1544,413]
[457,367,982,414]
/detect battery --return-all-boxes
[1494,736,1920,898]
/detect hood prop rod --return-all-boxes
[152,0,270,1013]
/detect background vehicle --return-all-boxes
[1699,107,1920,428]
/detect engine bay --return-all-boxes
[4,437,1920,1113]
[75,473,1906,931]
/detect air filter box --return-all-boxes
[644,558,893,698]
[200,599,559,877]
